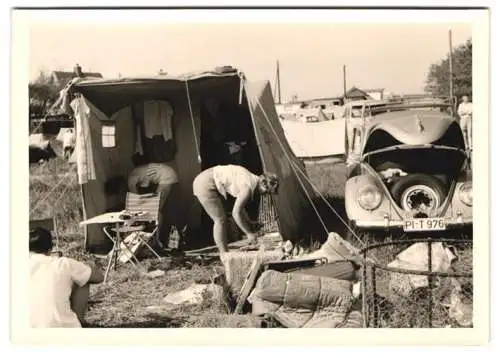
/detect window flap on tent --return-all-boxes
[244,80,318,243]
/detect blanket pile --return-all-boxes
[249,270,363,328]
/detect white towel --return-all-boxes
[143,100,174,142]
[71,97,96,184]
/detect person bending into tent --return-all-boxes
[193,164,279,254]
[29,227,104,328]
[128,155,180,246]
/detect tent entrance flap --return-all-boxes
[197,87,264,240]
[245,80,319,244]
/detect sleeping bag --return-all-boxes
[249,270,363,328]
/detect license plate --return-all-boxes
[403,218,446,232]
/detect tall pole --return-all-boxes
[448,30,454,105]
[276,60,281,104]
[343,65,347,98]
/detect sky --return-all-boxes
[29,21,472,103]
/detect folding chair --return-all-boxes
[103,192,163,270]
[29,217,62,256]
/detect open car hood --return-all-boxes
[365,110,458,146]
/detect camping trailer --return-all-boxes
[59,67,318,253]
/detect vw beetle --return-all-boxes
[344,101,472,244]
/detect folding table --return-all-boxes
[79,210,157,283]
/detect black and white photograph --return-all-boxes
[10,6,491,346]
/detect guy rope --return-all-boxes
[252,95,373,263]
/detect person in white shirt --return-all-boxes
[29,227,104,328]
[192,165,279,253]
[62,128,75,160]
[457,95,473,150]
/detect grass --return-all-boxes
[29,156,347,328]
[29,155,472,328]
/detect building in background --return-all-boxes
[50,64,103,90]
[362,88,386,101]
[343,87,388,102]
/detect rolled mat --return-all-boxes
[249,270,361,328]
[252,270,353,311]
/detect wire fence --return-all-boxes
[359,237,472,328]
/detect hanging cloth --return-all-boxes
[71,97,96,184]
[143,100,174,142]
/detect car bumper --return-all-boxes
[353,217,473,230]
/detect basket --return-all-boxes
[257,193,280,235]
[359,238,472,328]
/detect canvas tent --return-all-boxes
[60,67,318,253]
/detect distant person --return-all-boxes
[457,95,472,151]
[30,227,104,328]
[192,165,279,254]
[62,128,75,160]
[128,155,180,245]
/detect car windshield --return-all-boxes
[350,104,387,118]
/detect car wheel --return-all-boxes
[390,174,447,213]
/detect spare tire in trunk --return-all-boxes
[390,174,447,212]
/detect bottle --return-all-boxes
[168,226,180,250]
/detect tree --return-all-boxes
[425,38,472,100]
[29,70,60,118]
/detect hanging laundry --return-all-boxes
[71,97,97,184]
[143,100,174,142]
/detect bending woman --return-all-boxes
[128,155,180,245]
[193,165,279,253]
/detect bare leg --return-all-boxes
[156,183,173,246]
[466,118,472,150]
[212,217,228,253]
[460,118,470,150]
[197,195,228,253]
[70,283,90,326]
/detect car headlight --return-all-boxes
[458,182,472,206]
[357,185,383,211]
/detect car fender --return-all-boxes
[345,174,402,223]
[447,181,473,222]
